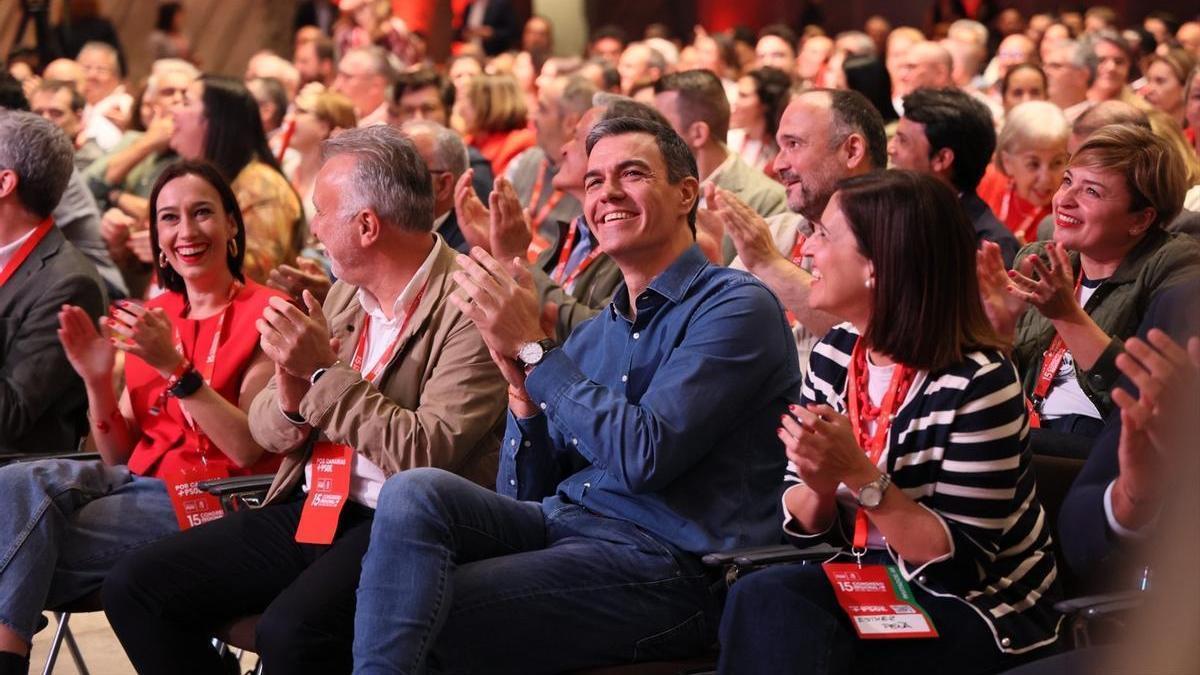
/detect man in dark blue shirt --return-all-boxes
[351,116,800,673]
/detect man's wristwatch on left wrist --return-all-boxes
[309,361,339,386]
[856,473,891,511]
[516,338,557,370]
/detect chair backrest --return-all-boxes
[1031,453,1086,596]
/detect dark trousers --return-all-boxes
[102,496,373,675]
[1030,414,1106,459]
[717,557,1052,675]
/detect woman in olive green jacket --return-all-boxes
[979,124,1200,457]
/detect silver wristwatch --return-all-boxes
[516,338,557,368]
[856,473,891,511]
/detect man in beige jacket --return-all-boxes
[102,126,507,674]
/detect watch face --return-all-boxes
[860,485,883,509]
[518,341,544,365]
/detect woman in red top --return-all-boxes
[0,160,281,670]
[978,100,1070,245]
[460,73,536,176]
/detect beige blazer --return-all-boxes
[713,152,788,263]
[249,240,507,504]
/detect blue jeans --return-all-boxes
[0,458,176,642]
[353,468,721,674]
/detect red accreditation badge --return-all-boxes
[294,442,354,545]
[822,562,939,639]
[165,462,229,531]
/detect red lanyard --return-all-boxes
[783,233,808,325]
[0,218,53,288]
[846,340,915,550]
[1029,272,1084,425]
[528,158,565,234]
[999,185,1049,246]
[350,283,427,384]
[551,219,604,291]
[171,282,242,434]
[789,233,807,266]
[276,117,297,164]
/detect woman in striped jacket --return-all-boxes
[718,171,1061,674]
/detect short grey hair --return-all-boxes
[400,120,469,179]
[321,125,434,232]
[626,42,667,72]
[344,46,397,83]
[79,41,120,73]
[592,91,629,109]
[996,100,1070,157]
[948,19,988,47]
[835,31,877,58]
[146,58,199,96]
[0,110,75,218]
[559,75,598,115]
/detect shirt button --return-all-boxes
[523,440,531,447]
[509,438,516,447]
[621,374,628,382]
[1000,637,1011,648]
[539,402,547,410]
[571,437,578,446]
[917,575,927,585]
[509,478,516,486]
[632,332,640,340]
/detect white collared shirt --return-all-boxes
[0,227,37,271]
[82,86,132,151]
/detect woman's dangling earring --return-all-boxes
[158,251,169,268]
[228,238,238,257]
[865,277,875,289]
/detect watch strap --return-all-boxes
[167,369,203,399]
[857,473,891,510]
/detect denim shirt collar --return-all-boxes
[610,244,708,317]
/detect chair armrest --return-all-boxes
[702,543,842,587]
[196,474,275,497]
[1054,590,1145,618]
[197,474,275,513]
[0,452,102,465]
[702,543,840,568]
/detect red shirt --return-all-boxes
[978,165,1049,245]
[125,280,284,479]
[469,127,537,176]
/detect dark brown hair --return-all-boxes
[837,170,1004,371]
[654,69,731,141]
[149,160,247,294]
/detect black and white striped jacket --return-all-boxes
[785,325,1062,654]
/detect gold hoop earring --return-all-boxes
[228,239,238,257]
[158,251,169,268]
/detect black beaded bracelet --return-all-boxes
[167,369,204,399]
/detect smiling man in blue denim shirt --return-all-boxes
[352,115,800,674]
